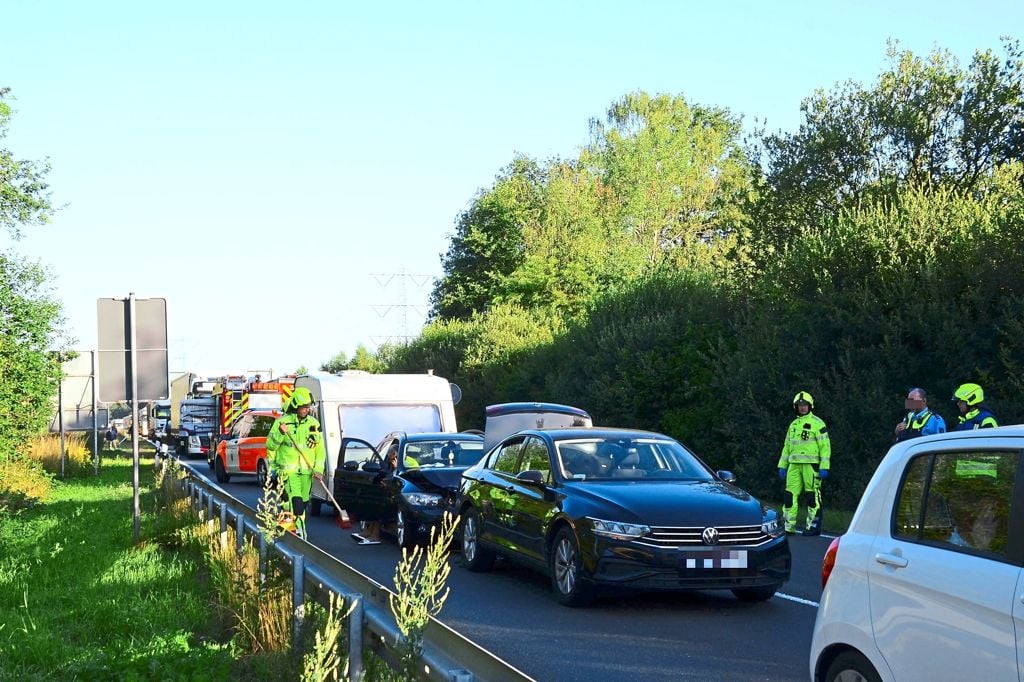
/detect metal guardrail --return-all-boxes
[160,454,533,682]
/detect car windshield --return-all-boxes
[405,439,484,467]
[554,437,715,481]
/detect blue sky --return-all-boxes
[2,1,1019,377]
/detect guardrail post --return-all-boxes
[236,512,245,556]
[219,502,228,550]
[347,593,364,681]
[292,553,305,650]
[207,494,216,531]
[448,670,474,681]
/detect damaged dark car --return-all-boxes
[334,431,485,548]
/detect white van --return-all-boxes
[296,371,461,513]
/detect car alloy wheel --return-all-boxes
[550,527,592,606]
[461,508,494,571]
[256,459,268,487]
[397,510,409,548]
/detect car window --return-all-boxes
[342,440,377,467]
[405,439,485,467]
[489,438,524,473]
[234,415,252,439]
[555,438,715,481]
[894,450,1018,559]
[518,436,552,485]
[249,415,274,439]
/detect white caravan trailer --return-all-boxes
[296,371,460,513]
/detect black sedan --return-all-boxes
[458,427,791,606]
[334,431,485,548]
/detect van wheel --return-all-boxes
[256,459,268,487]
[550,527,592,606]
[461,508,494,571]
[214,456,230,484]
[824,651,881,682]
[732,583,780,602]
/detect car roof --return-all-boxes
[515,426,675,441]
[403,431,483,442]
[888,423,1024,453]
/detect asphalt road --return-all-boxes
[183,459,828,681]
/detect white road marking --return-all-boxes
[775,592,819,607]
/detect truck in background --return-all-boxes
[296,370,461,516]
[179,396,217,457]
[149,400,171,440]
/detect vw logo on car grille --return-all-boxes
[701,527,720,545]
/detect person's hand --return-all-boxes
[819,469,829,479]
[278,423,290,434]
[894,422,906,435]
[313,472,323,482]
[778,468,787,481]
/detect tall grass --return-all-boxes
[0,457,234,678]
[26,432,95,476]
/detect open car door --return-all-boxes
[332,437,391,523]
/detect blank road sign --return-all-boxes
[97,297,169,402]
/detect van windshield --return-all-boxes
[339,404,441,446]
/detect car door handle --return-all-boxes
[874,553,908,568]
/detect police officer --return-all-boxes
[952,382,999,430]
[894,388,946,441]
[266,387,327,540]
[777,391,831,536]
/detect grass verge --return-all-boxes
[0,453,235,680]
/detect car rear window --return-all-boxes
[894,450,1019,559]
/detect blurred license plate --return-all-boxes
[679,550,748,570]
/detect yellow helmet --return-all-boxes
[952,383,984,407]
[793,391,814,409]
[286,386,315,413]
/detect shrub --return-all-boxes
[0,456,53,511]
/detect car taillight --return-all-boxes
[821,536,841,589]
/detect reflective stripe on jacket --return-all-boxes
[956,407,998,431]
[778,413,831,469]
[266,413,327,475]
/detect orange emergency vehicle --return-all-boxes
[207,376,295,479]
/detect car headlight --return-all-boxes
[761,509,783,537]
[587,517,650,540]
[402,492,442,507]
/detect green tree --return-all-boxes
[751,39,1024,253]
[1,88,54,239]
[586,91,755,271]
[319,351,349,373]
[0,88,62,460]
[429,155,547,321]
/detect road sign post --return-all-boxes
[97,295,168,543]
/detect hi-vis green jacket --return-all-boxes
[266,413,327,476]
[777,413,831,470]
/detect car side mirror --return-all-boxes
[362,460,382,473]
[343,460,359,472]
[517,470,546,486]
[717,470,736,484]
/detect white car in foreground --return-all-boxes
[810,426,1023,682]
